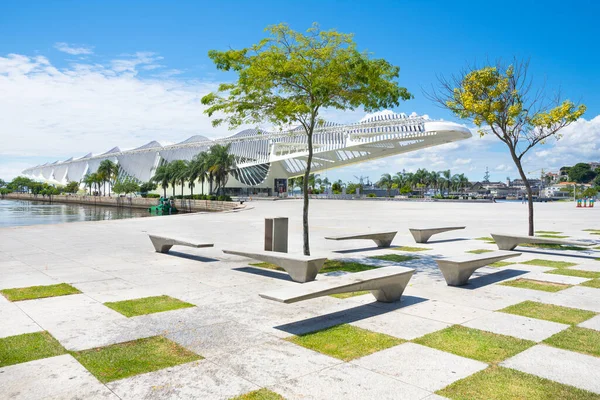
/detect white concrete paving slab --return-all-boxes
[273,362,432,400]
[353,342,487,392]
[351,310,451,340]
[0,354,118,400]
[107,359,259,399]
[463,312,569,341]
[166,320,273,358]
[578,314,600,331]
[0,303,41,338]
[133,305,230,335]
[210,339,341,386]
[570,264,600,272]
[398,299,492,324]
[501,345,600,394]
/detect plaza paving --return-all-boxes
[1,199,600,399]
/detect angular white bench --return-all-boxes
[436,250,521,286]
[490,233,593,251]
[222,249,327,283]
[260,266,415,303]
[148,234,214,254]
[325,231,397,248]
[409,226,466,243]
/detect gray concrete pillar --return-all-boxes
[265,217,288,253]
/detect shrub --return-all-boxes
[146,193,160,198]
[367,193,377,198]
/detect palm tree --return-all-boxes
[82,174,95,195]
[97,160,117,196]
[440,170,452,196]
[322,177,330,192]
[151,163,171,198]
[167,160,187,198]
[207,144,236,195]
[377,173,393,197]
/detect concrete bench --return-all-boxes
[325,231,397,248]
[259,266,415,303]
[409,226,466,243]
[436,250,521,286]
[222,249,327,283]
[490,233,593,251]
[148,234,214,254]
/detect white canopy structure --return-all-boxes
[22,111,471,194]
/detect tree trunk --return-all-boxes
[303,130,314,256]
[163,185,166,198]
[510,150,534,236]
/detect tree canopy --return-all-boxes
[202,23,412,255]
[568,163,597,183]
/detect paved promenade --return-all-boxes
[1,200,599,399]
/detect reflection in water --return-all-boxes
[0,199,154,227]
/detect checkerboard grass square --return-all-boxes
[500,301,597,325]
[286,324,403,361]
[581,279,600,288]
[413,325,534,364]
[0,283,81,302]
[544,327,600,358]
[368,254,417,262]
[466,249,494,254]
[521,259,578,268]
[104,295,195,317]
[438,366,600,399]
[500,278,571,293]
[250,259,378,274]
[489,261,516,268]
[546,269,600,279]
[0,331,66,367]
[72,336,201,383]
[391,246,432,252]
[229,389,284,400]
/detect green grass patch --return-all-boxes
[537,234,569,239]
[72,336,201,383]
[544,327,600,357]
[0,283,81,302]
[475,236,496,243]
[391,246,432,252]
[521,243,588,251]
[583,229,600,233]
[437,366,600,399]
[500,278,572,293]
[329,290,370,299]
[104,295,195,317]
[286,324,403,361]
[500,301,597,325]
[536,231,563,234]
[0,331,66,367]
[581,279,600,288]
[466,249,494,254]
[522,259,578,268]
[489,261,516,268]
[250,259,378,274]
[368,254,417,263]
[229,389,284,400]
[546,269,600,279]
[414,325,534,364]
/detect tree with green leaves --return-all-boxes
[202,23,411,254]
[167,160,187,198]
[113,178,140,197]
[151,163,171,198]
[428,59,586,235]
[568,163,597,183]
[64,181,80,194]
[97,160,118,196]
[207,144,236,195]
[376,173,394,197]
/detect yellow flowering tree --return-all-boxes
[428,60,586,235]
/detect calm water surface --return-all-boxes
[0,199,153,227]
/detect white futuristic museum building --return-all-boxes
[22,111,471,196]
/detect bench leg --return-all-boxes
[369,273,413,302]
[495,239,518,251]
[439,265,479,286]
[410,231,432,244]
[149,237,173,253]
[372,232,397,248]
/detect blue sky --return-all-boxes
[1,0,599,182]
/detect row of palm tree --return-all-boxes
[151,144,236,198]
[81,160,120,196]
[377,169,470,196]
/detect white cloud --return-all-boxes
[54,42,94,55]
[454,158,471,165]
